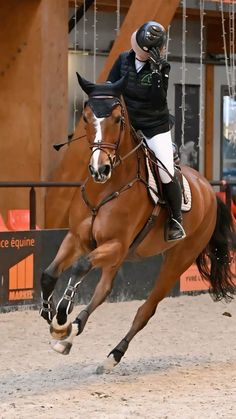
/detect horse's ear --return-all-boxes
[76,71,129,97]
[76,72,95,95]
[112,72,129,95]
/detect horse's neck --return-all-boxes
[119,109,138,159]
[112,104,145,180]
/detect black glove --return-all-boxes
[149,47,170,73]
[148,47,161,72]
[157,57,170,71]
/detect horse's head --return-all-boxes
[77,72,128,183]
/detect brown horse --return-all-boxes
[40,74,236,372]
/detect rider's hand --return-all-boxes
[157,57,170,71]
[149,47,170,73]
[148,47,161,73]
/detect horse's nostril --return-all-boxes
[88,164,95,175]
[99,164,111,176]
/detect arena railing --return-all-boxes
[0,180,235,230]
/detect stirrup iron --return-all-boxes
[164,218,186,242]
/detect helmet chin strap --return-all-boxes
[135,56,147,63]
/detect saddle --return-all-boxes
[128,130,192,255]
[136,130,192,212]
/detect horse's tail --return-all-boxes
[196,196,236,302]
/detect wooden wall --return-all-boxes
[0,0,68,226]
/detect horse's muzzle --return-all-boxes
[89,163,111,183]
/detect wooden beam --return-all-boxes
[153,1,180,28]
[204,64,214,180]
[206,20,236,55]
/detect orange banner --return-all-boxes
[9,254,34,300]
[180,264,209,292]
[180,257,236,292]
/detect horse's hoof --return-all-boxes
[51,340,72,355]
[96,355,118,374]
[50,323,78,355]
[50,318,72,340]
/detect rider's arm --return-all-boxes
[150,61,170,108]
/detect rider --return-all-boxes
[107,21,186,242]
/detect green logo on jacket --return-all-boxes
[140,73,152,86]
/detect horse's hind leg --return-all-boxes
[98,219,216,372]
[40,231,80,324]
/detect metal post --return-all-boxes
[29,187,36,230]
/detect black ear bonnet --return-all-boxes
[84,97,122,118]
[76,73,129,118]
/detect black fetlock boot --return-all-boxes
[163,178,186,242]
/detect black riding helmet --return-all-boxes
[136,21,166,52]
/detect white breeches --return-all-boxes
[144,130,174,184]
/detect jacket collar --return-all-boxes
[127,50,150,71]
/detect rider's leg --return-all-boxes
[162,178,186,241]
[145,130,186,241]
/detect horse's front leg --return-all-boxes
[51,240,126,355]
[40,269,57,324]
[51,266,118,355]
[50,255,92,340]
[74,265,118,329]
[40,231,79,324]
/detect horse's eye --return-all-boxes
[83,114,88,123]
[114,115,121,123]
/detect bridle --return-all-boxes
[84,95,143,170]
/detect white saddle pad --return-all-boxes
[146,157,192,212]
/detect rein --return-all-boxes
[82,129,145,217]
[114,138,144,167]
[81,164,144,249]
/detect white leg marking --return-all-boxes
[51,316,71,331]
[51,323,78,355]
[96,354,118,374]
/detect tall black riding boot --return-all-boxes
[162,178,186,242]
